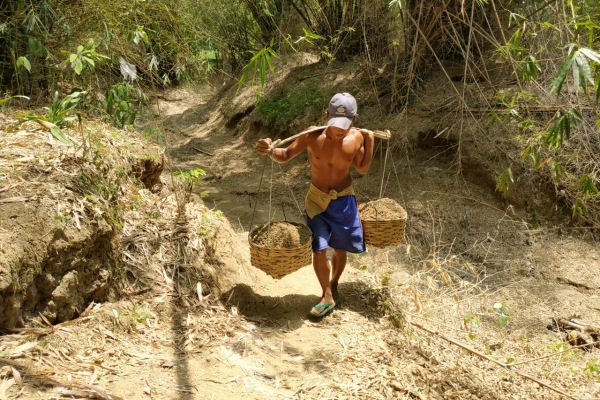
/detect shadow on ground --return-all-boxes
[221,280,385,330]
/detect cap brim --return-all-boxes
[327,116,352,130]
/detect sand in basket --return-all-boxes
[359,198,407,248]
[249,221,312,279]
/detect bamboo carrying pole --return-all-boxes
[269,126,391,149]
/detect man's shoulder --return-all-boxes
[306,127,326,140]
[348,128,364,141]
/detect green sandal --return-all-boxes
[309,302,336,317]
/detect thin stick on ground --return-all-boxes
[409,321,581,400]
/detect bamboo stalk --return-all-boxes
[270,126,391,149]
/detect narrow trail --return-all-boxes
[191,266,400,400]
[2,77,600,399]
[152,87,412,399]
[146,83,600,400]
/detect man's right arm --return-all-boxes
[256,134,308,163]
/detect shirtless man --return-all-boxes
[256,92,375,317]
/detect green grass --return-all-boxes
[258,77,325,131]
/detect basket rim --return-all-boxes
[360,216,406,223]
[249,221,312,250]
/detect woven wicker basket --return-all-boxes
[360,200,407,248]
[361,218,406,248]
[248,222,312,279]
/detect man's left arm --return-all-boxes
[353,128,375,174]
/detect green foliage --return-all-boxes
[127,26,151,46]
[60,40,109,76]
[258,76,324,131]
[521,144,540,168]
[16,56,32,73]
[50,126,74,147]
[143,126,166,144]
[237,39,280,100]
[17,90,86,126]
[551,161,567,183]
[105,82,146,128]
[519,55,541,83]
[293,28,326,46]
[463,313,481,340]
[49,91,86,125]
[489,91,535,124]
[496,167,514,197]
[123,304,151,323]
[551,46,600,96]
[585,362,600,380]
[172,168,206,187]
[576,174,599,201]
[494,28,527,62]
[493,302,510,328]
[543,109,581,149]
[0,95,30,108]
[529,208,542,228]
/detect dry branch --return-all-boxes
[409,321,581,400]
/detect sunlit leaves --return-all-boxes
[148,55,159,71]
[550,161,567,183]
[60,40,108,76]
[519,55,540,83]
[172,168,206,186]
[48,91,86,125]
[542,109,581,149]
[521,144,540,167]
[16,56,31,73]
[496,167,514,197]
[294,28,325,46]
[105,82,142,128]
[237,39,280,100]
[128,26,150,46]
[576,174,599,201]
[50,126,74,147]
[388,0,404,10]
[551,46,600,96]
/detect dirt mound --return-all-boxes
[0,113,164,328]
[250,221,310,248]
[359,198,407,220]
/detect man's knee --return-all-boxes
[314,249,327,258]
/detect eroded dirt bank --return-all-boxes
[0,59,599,399]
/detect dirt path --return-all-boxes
[3,77,600,399]
[145,89,405,399]
[153,84,600,399]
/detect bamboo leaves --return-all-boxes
[496,167,514,197]
[543,109,581,149]
[236,39,280,100]
[551,46,600,97]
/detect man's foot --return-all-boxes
[309,301,336,317]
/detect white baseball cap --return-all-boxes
[327,92,357,130]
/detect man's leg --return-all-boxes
[330,249,347,299]
[312,249,334,306]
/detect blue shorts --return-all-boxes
[305,195,365,253]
